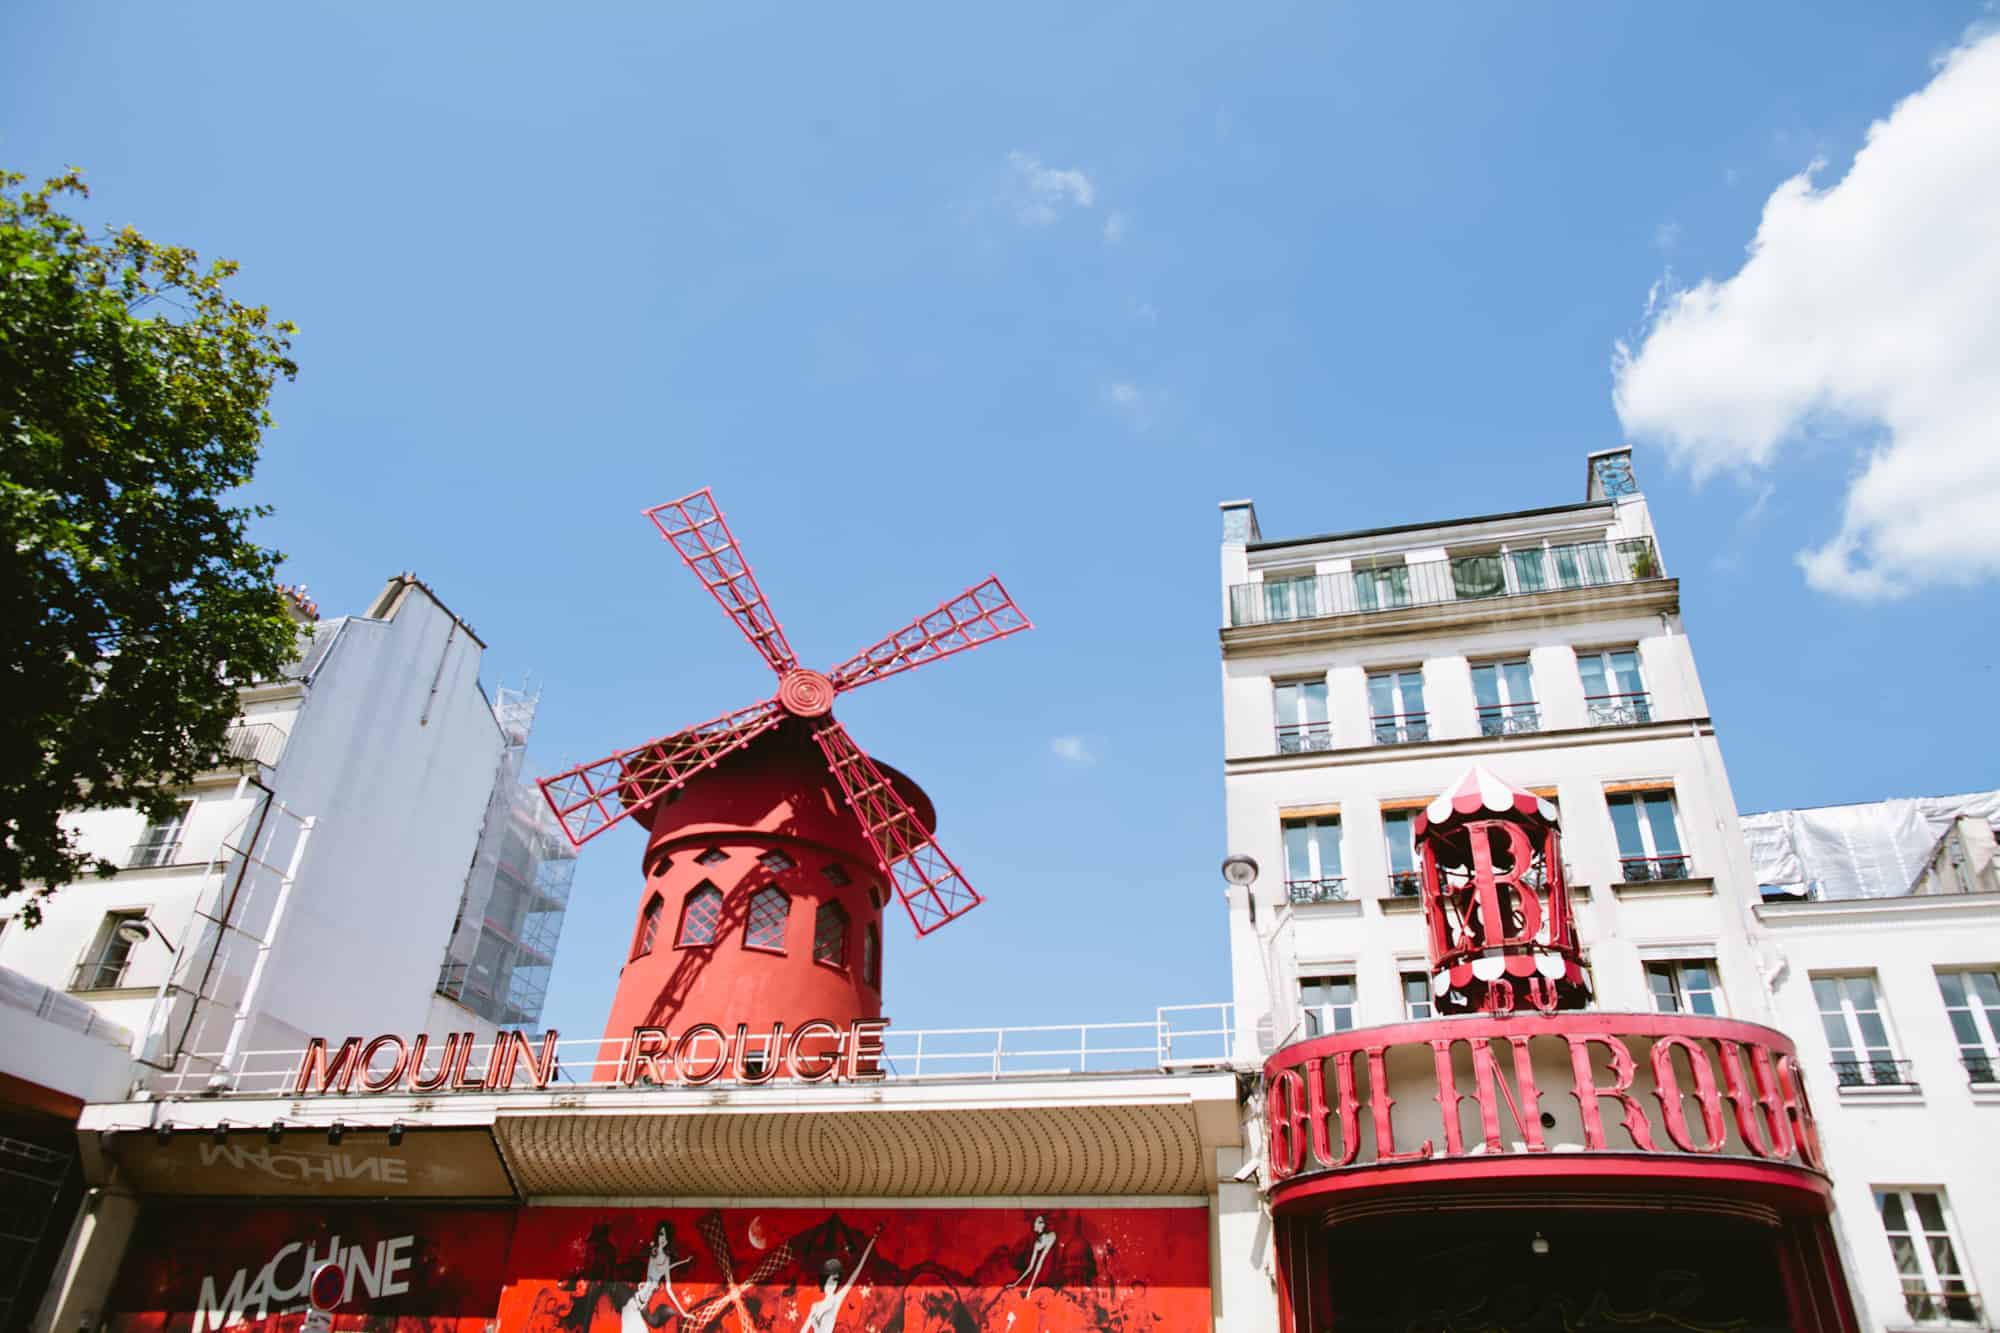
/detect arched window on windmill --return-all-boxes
[677,882,723,948]
[744,886,790,953]
[633,892,665,959]
[814,901,849,970]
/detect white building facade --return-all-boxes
[1218,449,1992,1329]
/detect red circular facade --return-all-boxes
[595,721,933,1078]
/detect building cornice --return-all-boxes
[1753,890,2000,927]
[1218,578,1679,655]
[1224,716,1714,774]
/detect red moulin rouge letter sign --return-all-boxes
[1415,767,1590,1016]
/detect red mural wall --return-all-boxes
[108,1203,1211,1333]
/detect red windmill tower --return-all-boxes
[539,489,1030,1077]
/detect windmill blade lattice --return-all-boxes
[827,577,1031,692]
[540,700,784,846]
[645,488,798,674]
[812,719,984,935]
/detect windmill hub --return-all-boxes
[777,667,836,718]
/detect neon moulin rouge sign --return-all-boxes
[291,1019,891,1095]
[1260,1012,1826,1194]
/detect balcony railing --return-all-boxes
[1898,1290,1981,1327]
[1371,713,1430,746]
[1287,877,1348,905]
[1963,1051,1997,1084]
[126,832,185,869]
[220,721,288,767]
[1477,704,1541,737]
[1586,692,1653,727]
[1832,1057,1915,1088]
[1389,870,1424,898]
[1276,721,1333,754]
[1228,537,1662,628]
[1617,854,1692,882]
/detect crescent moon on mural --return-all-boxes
[747,1215,767,1251]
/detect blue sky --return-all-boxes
[7,4,1995,1043]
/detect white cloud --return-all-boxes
[1612,31,2000,599]
[1102,210,1130,245]
[1007,150,1094,225]
[1050,735,1092,764]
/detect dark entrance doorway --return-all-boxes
[1308,1209,1792,1332]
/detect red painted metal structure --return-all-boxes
[1416,766,1588,1015]
[538,489,1029,1063]
[1258,766,1862,1331]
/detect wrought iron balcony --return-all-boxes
[1477,704,1541,737]
[1617,854,1692,883]
[1371,713,1431,746]
[1389,870,1424,898]
[1275,721,1333,754]
[1963,1051,1997,1084]
[1228,537,1662,628]
[1586,691,1653,727]
[1832,1057,1915,1088]
[1286,877,1349,905]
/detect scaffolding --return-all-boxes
[435,684,578,1027]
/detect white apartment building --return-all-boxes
[1748,793,2000,1329]
[1218,448,1993,1329]
[0,573,575,1092]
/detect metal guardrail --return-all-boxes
[155,1003,1238,1097]
[1286,878,1348,905]
[221,721,288,767]
[1832,1057,1915,1089]
[1617,855,1693,882]
[1275,721,1333,754]
[1585,692,1652,726]
[1477,705,1542,737]
[1229,538,1661,628]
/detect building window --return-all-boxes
[1814,973,1909,1087]
[757,848,795,873]
[862,923,881,988]
[821,864,852,887]
[1367,670,1428,745]
[1283,816,1344,904]
[1402,972,1435,1020]
[1647,959,1723,1016]
[128,800,194,869]
[1607,789,1688,880]
[1875,1189,1980,1325]
[1274,679,1331,754]
[676,884,724,947]
[1383,809,1422,896]
[695,848,729,866]
[1352,561,1410,611]
[635,893,664,958]
[72,911,148,990]
[1937,969,2000,1083]
[744,886,790,952]
[1470,658,1539,736]
[1301,975,1356,1037]
[1263,571,1319,623]
[813,901,848,969]
[1580,648,1651,726]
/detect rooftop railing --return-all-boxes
[1229,537,1661,629]
[152,1003,1239,1097]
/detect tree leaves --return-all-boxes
[1,168,301,924]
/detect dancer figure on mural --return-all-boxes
[1004,1215,1057,1295]
[801,1229,879,1333]
[623,1221,692,1332]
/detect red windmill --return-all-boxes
[540,488,1031,1073]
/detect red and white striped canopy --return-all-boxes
[1413,765,1559,837]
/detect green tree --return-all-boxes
[2,169,301,924]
